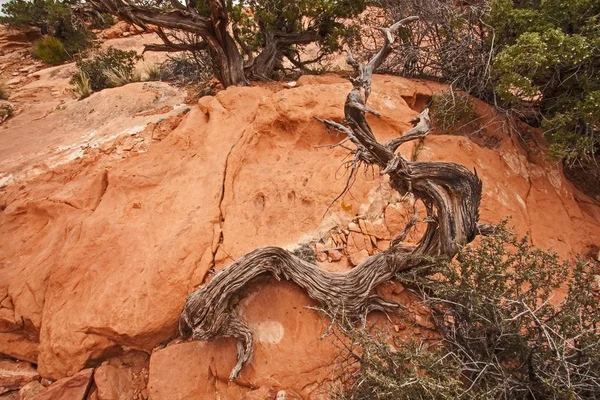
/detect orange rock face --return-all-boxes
[1,74,600,399]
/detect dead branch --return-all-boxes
[179,17,485,381]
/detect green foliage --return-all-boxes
[89,13,116,29]
[71,47,142,92]
[338,224,600,399]
[1,0,91,56]
[32,35,69,65]
[490,0,600,167]
[431,90,477,134]
[228,0,365,56]
[374,0,600,170]
[335,333,464,400]
[0,0,70,33]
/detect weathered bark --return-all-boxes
[87,0,248,86]
[179,17,487,380]
[87,0,344,86]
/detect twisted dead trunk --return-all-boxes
[179,17,487,380]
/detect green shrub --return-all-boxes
[90,13,115,30]
[71,47,142,92]
[1,0,91,56]
[159,53,214,85]
[431,90,477,134]
[336,223,600,399]
[33,36,69,65]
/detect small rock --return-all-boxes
[349,249,369,266]
[132,202,142,209]
[391,282,404,295]
[7,77,22,86]
[371,219,391,239]
[122,32,131,37]
[284,81,297,88]
[348,222,360,232]
[34,368,93,400]
[316,252,327,263]
[18,381,45,399]
[242,386,277,400]
[315,243,327,262]
[0,360,39,395]
[358,219,368,234]
[329,249,343,262]
[40,379,53,387]
[276,390,302,400]
[95,364,135,400]
[596,250,600,262]
[316,243,326,253]
[0,390,18,399]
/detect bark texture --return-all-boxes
[87,0,337,86]
[179,17,486,380]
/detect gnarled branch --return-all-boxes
[179,17,485,381]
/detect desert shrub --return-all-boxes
[71,47,142,92]
[1,0,91,56]
[354,0,492,99]
[431,89,477,133]
[491,0,600,168]
[336,223,600,399]
[0,81,9,100]
[89,13,115,29]
[0,105,14,122]
[334,331,464,400]
[159,52,214,86]
[70,71,92,99]
[32,35,69,65]
[356,0,600,174]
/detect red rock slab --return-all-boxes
[0,360,39,395]
[32,369,93,400]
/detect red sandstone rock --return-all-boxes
[18,381,45,399]
[349,250,370,267]
[148,281,336,399]
[32,368,93,400]
[242,386,278,400]
[0,360,38,395]
[0,74,599,393]
[93,352,149,400]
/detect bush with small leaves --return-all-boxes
[430,90,476,134]
[71,47,142,93]
[1,0,92,56]
[158,53,214,86]
[336,223,600,399]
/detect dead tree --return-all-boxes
[179,17,488,380]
